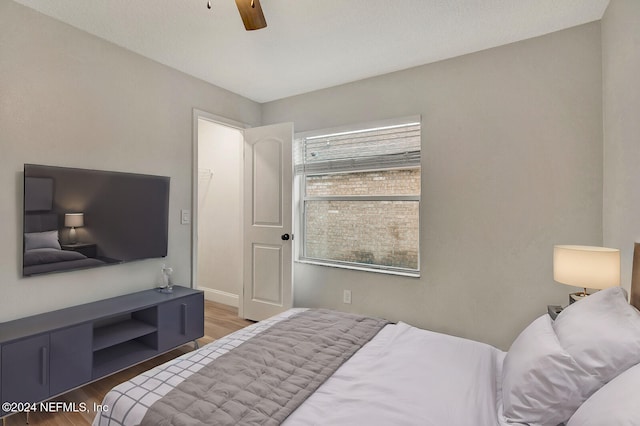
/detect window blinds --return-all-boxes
[295,120,421,175]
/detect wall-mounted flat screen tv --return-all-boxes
[23,164,170,277]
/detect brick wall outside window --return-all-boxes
[304,169,420,269]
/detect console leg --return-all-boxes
[193,340,199,350]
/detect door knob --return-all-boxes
[281,233,290,241]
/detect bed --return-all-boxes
[23,213,105,276]
[94,252,640,426]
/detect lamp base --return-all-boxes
[569,291,589,305]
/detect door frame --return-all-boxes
[191,109,248,316]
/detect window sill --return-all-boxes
[296,258,420,278]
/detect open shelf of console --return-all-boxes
[93,340,159,378]
[93,318,158,351]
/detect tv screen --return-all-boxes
[23,164,170,277]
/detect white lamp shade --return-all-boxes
[65,213,84,228]
[553,245,620,290]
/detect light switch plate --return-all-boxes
[181,209,190,225]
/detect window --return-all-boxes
[295,117,421,276]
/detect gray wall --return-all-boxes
[0,1,260,322]
[263,23,603,349]
[602,0,640,290]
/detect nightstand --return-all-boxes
[61,243,97,258]
[547,305,563,320]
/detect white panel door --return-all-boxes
[242,123,293,321]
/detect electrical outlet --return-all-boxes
[343,289,352,304]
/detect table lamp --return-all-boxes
[553,245,620,301]
[65,213,84,244]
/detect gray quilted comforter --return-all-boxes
[140,309,390,426]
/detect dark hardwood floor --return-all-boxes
[3,300,252,426]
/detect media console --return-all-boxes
[0,286,204,417]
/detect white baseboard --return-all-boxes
[199,286,239,308]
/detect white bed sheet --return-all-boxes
[94,311,507,426]
[284,321,506,426]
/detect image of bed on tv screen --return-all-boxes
[23,164,170,277]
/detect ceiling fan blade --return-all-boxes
[235,0,267,31]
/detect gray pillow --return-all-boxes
[24,230,61,251]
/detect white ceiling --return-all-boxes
[13,0,609,103]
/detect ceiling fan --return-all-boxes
[207,0,267,31]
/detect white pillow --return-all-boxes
[567,362,640,426]
[502,315,597,426]
[24,230,61,251]
[553,287,640,385]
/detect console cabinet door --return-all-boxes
[157,294,204,351]
[50,323,92,395]
[1,334,50,409]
